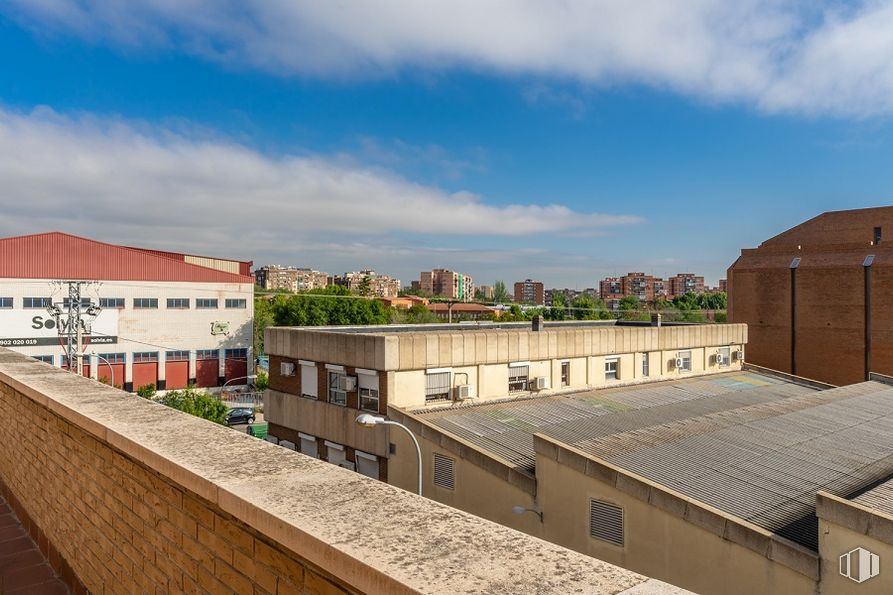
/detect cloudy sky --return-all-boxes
[2,2,893,287]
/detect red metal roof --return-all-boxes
[0,232,254,283]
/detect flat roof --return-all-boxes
[416,372,893,551]
[283,319,707,335]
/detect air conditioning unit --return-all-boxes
[338,375,357,391]
[453,384,472,400]
[532,377,549,390]
[280,362,296,376]
[734,350,744,362]
[674,358,684,369]
[338,461,356,471]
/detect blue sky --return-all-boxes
[1,2,893,288]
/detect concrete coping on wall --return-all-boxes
[743,363,837,390]
[0,350,693,594]
[533,433,820,580]
[817,491,893,547]
[387,406,538,495]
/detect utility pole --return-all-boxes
[48,281,101,376]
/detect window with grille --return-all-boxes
[196,349,219,360]
[133,352,158,363]
[225,298,247,309]
[508,365,529,392]
[63,298,92,309]
[0,297,11,309]
[642,353,649,377]
[166,351,189,361]
[328,371,347,406]
[605,358,619,381]
[167,298,190,309]
[433,453,455,490]
[225,348,248,360]
[32,355,53,364]
[590,500,624,546]
[196,298,218,309]
[99,297,125,309]
[23,297,51,309]
[561,361,570,387]
[98,353,125,364]
[133,298,158,309]
[425,371,451,402]
[358,373,380,412]
[679,350,692,372]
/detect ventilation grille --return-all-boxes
[590,500,624,546]
[433,453,455,490]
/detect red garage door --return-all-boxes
[224,348,248,384]
[165,351,190,390]
[195,350,219,388]
[96,353,125,389]
[132,352,159,391]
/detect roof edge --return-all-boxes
[816,491,893,547]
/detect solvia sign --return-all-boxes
[0,310,119,348]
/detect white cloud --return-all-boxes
[7,1,893,116]
[0,106,641,279]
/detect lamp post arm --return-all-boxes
[381,420,422,496]
[93,353,115,389]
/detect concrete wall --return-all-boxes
[535,438,817,595]
[817,492,893,594]
[0,348,682,595]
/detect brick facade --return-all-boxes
[0,381,351,594]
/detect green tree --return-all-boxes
[357,275,372,296]
[492,281,511,304]
[254,370,269,391]
[254,296,275,357]
[549,292,567,321]
[160,387,228,424]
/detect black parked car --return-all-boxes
[225,407,255,426]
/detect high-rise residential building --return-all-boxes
[666,273,705,299]
[719,279,728,293]
[332,270,401,298]
[476,285,494,301]
[599,277,623,301]
[255,265,329,293]
[729,206,893,386]
[513,279,545,305]
[419,269,474,302]
[620,273,660,303]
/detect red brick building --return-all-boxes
[666,273,705,299]
[513,279,545,305]
[728,206,893,386]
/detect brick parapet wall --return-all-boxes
[0,348,678,595]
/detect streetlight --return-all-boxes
[355,414,422,496]
[223,375,256,388]
[91,352,115,389]
[512,505,543,522]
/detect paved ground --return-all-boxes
[0,496,68,594]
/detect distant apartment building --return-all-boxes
[599,278,623,301]
[718,279,727,292]
[513,279,545,305]
[729,206,893,386]
[620,273,660,303]
[476,285,494,300]
[419,269,474,302]
[255,265,329,293]
[666,273,704,298]
[332,270,401,298]
[544,288,598,307]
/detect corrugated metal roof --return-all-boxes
[0,232,253,283]
[420,373,893,551]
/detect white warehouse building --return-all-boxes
[0,232,254,392]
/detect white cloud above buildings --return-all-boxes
[0,106,640,279]
[7,1,893,117]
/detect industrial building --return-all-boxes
[263,318,745,483]
[728,206,893,385]
[383,369,893,595]
[0,232,254,391]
